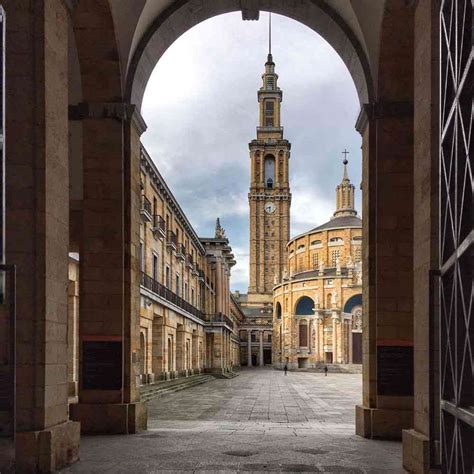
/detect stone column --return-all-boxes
[308,320,313,354]
[318,315,323,362]
[192,332,199,374]
[348,319,354,364]
[70,106,147,434]
[152,317,165,378]
[4,2,80,470]
[176,326,185,375]
[216,260,223,313]
[332,314,338,363]
[259,330,264,366]
[247,330,252,367]
[68,278,80,397]
[402,1,440,469]
[355,2,415,441]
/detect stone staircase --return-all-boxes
[312,363,362,374]
[212,371,239,379]
[140,374,215,402]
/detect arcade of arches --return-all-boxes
[0,1,472,473]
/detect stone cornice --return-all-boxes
[140,146,206,255]
[355,101,414,135]
[248,193,291,201]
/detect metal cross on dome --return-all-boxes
[342,149,349,162]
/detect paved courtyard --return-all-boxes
[63,369,404,473]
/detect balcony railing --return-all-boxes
[166,230,177,249]
[208,312,234,330]
[152,215,166,237]
[140,196,152,222]
[176,243,186,261]
[141,272,205,321]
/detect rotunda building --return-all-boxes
[273,160,362,369]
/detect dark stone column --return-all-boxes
[3,1,80,470]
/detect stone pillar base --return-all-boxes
[356,404,413,440]
[70,402,147,434]
[15,420,80,473]
[402,428,438,473]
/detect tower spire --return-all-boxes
[342,149,349,181]
[268,12,272,57]
[333,153,357,218]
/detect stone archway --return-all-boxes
[126,0,375,110]
[2,0,439,470]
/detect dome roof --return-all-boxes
[310,215,362,232]
[289,215,362,244]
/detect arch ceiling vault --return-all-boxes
[100,0,386,109]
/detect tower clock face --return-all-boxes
[265,202,276,214]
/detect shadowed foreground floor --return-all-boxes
[62,369,404,473]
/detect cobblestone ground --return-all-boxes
[63,369,404,473]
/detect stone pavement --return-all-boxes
[62,369,404,473]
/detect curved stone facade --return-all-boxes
[273,163,362,369]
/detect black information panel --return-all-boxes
[82,341,122,390]
[0,368,13,437]
[377,346,414,396]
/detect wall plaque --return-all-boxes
[377,345,414,396]
[82,341,122,390]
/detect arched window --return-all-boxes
[343,294,362,313]
[311,239,322,246]
[264,155,275,188]
[297,244,305,250]
[329,237,344,244]
[275,302,282,320]
[295,296,314,316]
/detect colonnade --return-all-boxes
[244,328,270,367]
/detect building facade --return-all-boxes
[138,148,242,380]
[65,146,242,399]
[273,160,362,369]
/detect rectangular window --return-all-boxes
[176,274,180,296]
[355,248,361,263]
[152,254,158,281]
[266,76,274,90]
[166,266,170,288]
[299,324,308,347]
[331,250,340,267]
[191,288,195,306]
[265,100,275,127]
[184,282,188,301]
[139,241,145,272]
[265,100,274,114]
[312,253,319,269]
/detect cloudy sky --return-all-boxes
[141,12,362,292]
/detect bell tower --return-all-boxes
[248,16,291,303]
